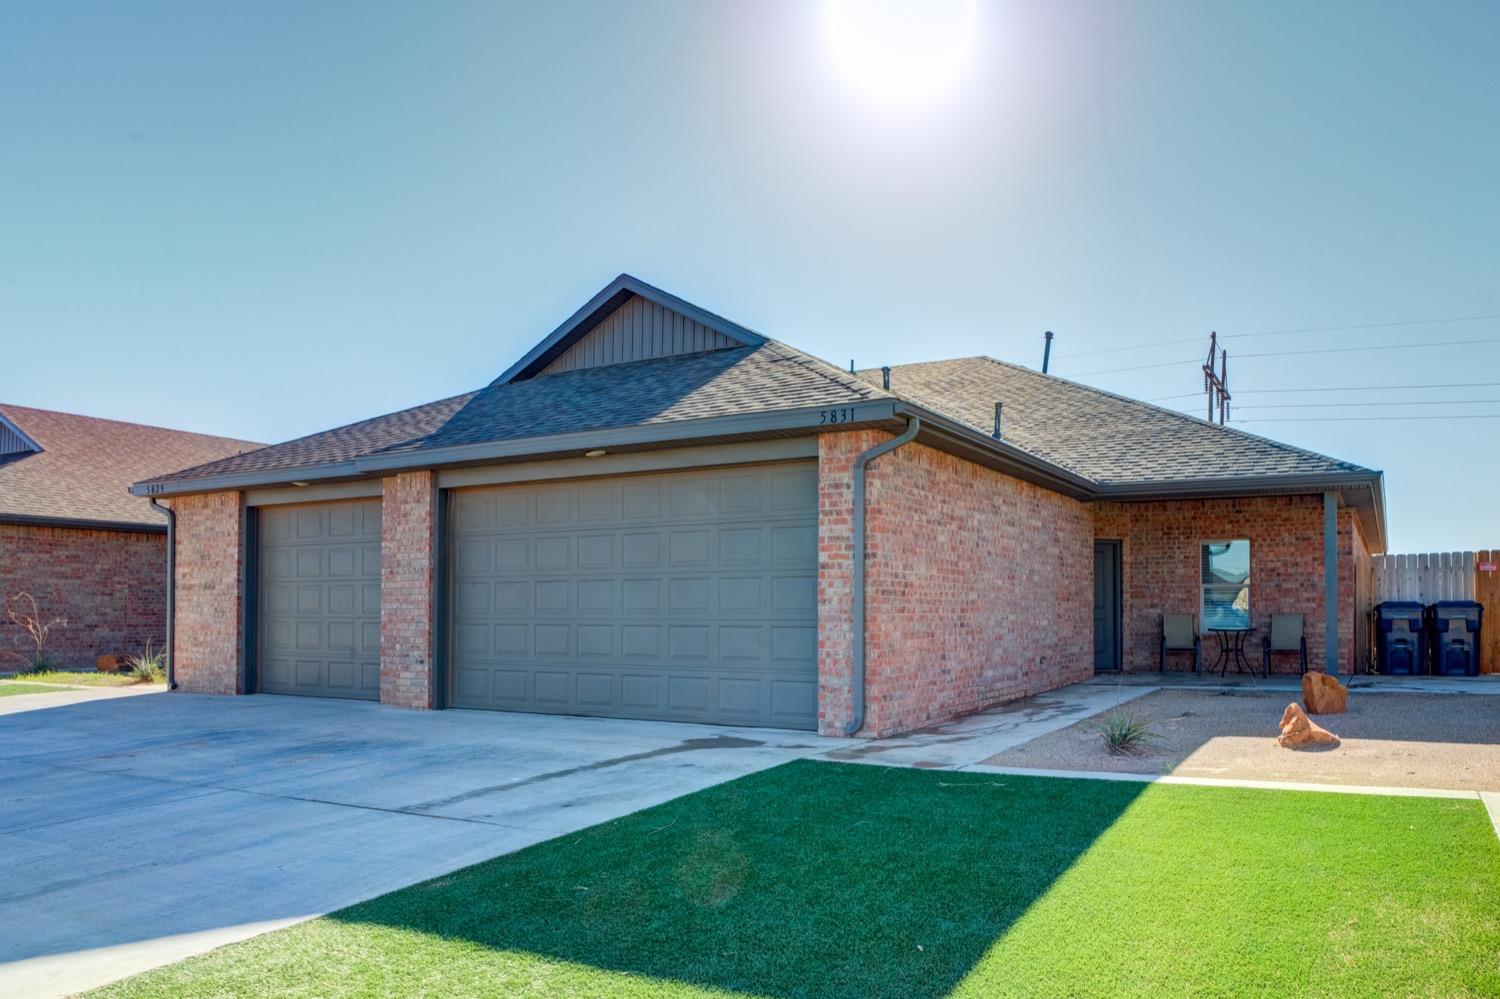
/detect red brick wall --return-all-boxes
[171,491,244,694]
[1092,495,1351,674]
[380,472,435,708]
[0,523,166,668]
[819,431,1094,738]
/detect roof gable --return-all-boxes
[492,274,766,385]
[0,411,42,457]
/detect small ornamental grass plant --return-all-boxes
[1098,711,1156,756]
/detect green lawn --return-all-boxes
[91,761,1499,999]
[1,670,156,687]
[0,681,67,697]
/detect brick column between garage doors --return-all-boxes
[380,471,437,708]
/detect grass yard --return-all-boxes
[91,761,1499,999]
[1,670,157,687]
[0,681,67,697]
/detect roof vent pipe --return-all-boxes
[881,366,891,390]
[1042,331,1054,374]
[993,402,1003,439]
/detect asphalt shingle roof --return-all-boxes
[0,405,261,528]
[858,357,1373,484]
[151,341,888,484]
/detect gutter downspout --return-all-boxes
[846,415,921,737]
[150,498,177,690]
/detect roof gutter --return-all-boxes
[0,513,167,534]
[149,498,177,691]
[1094,468,1383,499]
[130,402,904,498]
[1096,469,1388,552]
[847,414,921,737]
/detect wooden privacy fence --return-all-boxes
[1370,550,1499,674]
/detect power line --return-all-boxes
[1149,380,1500,401]
[1078,336,1500,377]
[1234,336,1500,360]
[1231,414,1500,423]
[1063,312,1500,360]
[1237,398,1500,410]
[1072,358,1201,376]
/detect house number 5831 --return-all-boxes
[819,407,855,425]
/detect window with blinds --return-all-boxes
[1201,539,1251,630]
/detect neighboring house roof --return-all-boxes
[0,404,261,531]
[128,274,1385,548]
[857,357,1373,485]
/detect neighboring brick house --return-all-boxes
[132,275,1386,738]
[0,405,259,670]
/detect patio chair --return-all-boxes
[1160,614,1201,674]
[1261,614,1308,677]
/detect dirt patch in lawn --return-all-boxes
[982,689,1500,791]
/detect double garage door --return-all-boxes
[255,463,819,729]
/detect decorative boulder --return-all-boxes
[1301,670,1348,715]
[1278,703,1340,749]
[96,654,124,673]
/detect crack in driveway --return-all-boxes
[405,735,765,813]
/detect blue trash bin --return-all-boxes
[1427,601,1483,677]
[1375,601,1427,675]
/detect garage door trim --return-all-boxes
[254,497,384,700]
[443,461,819,729]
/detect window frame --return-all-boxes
[1200,538,1252,631]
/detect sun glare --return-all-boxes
[822,0,979,106]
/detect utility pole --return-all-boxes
[1203,332,1230,425]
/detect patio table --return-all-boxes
[1208,627,1257,676]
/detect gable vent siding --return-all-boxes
[0,420,39,456]
[539,296,739,375]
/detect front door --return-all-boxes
[1093,540,1121,672]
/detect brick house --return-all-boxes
[132,276,1385,738]
[0,405,259,669]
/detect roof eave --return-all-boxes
[1095,469,1388,552]
[1094,469,1382,499]
[0,512,167,534]
[130,401,904,497]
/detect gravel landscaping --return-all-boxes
[983,689,1500,791]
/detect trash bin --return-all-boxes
[1375,601,1427,675]
[1427,601,1483,677]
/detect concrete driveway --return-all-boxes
[0,688,846,997]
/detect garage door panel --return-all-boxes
[258,499,382,701]
[449,463,818,729]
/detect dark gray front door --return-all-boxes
[1093,540,1121,672]
[448,463,819,729]
[258,500,382,699]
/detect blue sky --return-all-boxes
[2,0,1496,551]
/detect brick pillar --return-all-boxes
[816,430,881,737]
[380,471,437,708]
[171,491,245,694]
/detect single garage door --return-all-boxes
[449,462,819,729]
[257,499,382,699]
